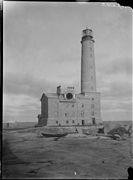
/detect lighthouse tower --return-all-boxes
[81,28,96,94]
[38,27,102,127]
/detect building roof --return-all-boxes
[41,91,100,100]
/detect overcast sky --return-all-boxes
[3,2,132,122]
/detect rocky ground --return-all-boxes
[2,126,133,179]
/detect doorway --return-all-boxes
[92,118,96,125]
[82,120,85,125]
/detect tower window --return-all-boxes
[56,121,58,124]
[81,104,84,108]
[66,120,69,124]
[72,120,75,123]
[92,98,94,100]
[65,113,67,117]
[72,104,74,107]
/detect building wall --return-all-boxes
[41,95,48,118]
[47,97,59,126]
[58,101,77,126]
[38,28,102,127]
[39,95,48,126]
[44,92,102,126]
[76,92,101,126]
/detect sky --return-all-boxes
[3,2,132,122]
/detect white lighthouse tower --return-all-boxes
[81,28,96,94]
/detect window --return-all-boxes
[92,98,94,100]
[81,104,84,108]
[82,120,85,125]
[66,120,69,124]
[81,112,84,117]
[56,121,58,124]
[66,93,73,100]
[72,120,75,123]
[92,118,96,125]
[72,104,74,107]
[91,76,93,80]
[65,113,67,117]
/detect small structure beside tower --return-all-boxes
[38,28,102,126]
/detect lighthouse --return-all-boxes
[38,28,102,127]
[81,28,96,94]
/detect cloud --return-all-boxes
[3,93,40,122]
[3,72,57,98]
[96,56,132,120]
[96,56,132,100]
[101,80,132,99]
[99,78,132,121]
[96,57,132,77]
[3,72,80,122]
[101,57,132,75]
[3,2,132,122]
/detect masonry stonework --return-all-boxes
[38,28,102,126]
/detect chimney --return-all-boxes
[57,85,61,96]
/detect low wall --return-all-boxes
[36,125,103,135]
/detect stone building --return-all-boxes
[38,28,102,126]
